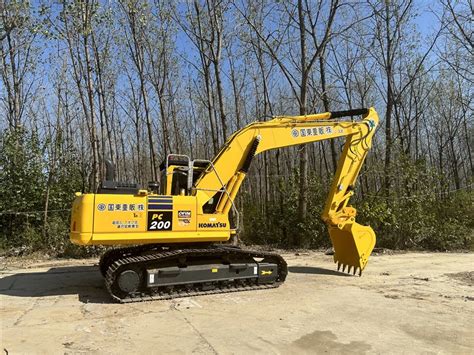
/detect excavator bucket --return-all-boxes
[328,223,376,275]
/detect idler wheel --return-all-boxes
[117,269,140,293]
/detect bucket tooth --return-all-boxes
[343,264,347,273]
[337,262,341,271]
[353,267,357,275]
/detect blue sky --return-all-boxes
[20,0,447,126]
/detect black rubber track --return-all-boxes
[99,244,164,277]
[103,246,288,303]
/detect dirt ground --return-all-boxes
[1,251,473,354]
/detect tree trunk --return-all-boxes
[296,0,308,247]
[319,54,338,173]
[83,29,100,190]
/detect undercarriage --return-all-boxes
[99,244,288,303]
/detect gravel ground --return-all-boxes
[1,251,473,354]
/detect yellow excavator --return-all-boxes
[70,107,379,302]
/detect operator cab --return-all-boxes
[160,154,224,214]
[96,155,211,198]
[159,154,210,196]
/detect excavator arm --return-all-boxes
[194,107,379,274]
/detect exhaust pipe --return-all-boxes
[104,159,115,181]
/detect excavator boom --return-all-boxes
[194,107,378,273]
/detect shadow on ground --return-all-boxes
[288,266,352,277]
[0,264,351,305]
[0,265,111,304]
